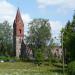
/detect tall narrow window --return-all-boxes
[19,29,21,34]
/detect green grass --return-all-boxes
[0,62,67,75]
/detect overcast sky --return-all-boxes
[0,0,75,44]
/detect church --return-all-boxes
[13,9,62,60]
[13,9,33,59]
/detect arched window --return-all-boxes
[19,29,21,34]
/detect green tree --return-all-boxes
[26,19,51,63]
[0,21,13,56]
[61,13,75,63]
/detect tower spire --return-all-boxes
[13,8,24,58]
[15,8,22,22]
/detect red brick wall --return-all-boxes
[16,21,24,37]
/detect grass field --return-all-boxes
[0,62,67,75]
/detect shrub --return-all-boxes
[35,48,44,65]
[0,56,16,62]
[0,56,9,61]
[51,57,62,63]
[68,61,75,75]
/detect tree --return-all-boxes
[0,21,13,56]
[26,19,51,63]
[61,13,75,63]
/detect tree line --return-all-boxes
[0,13,75,65]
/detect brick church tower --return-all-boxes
[13,9,24,58]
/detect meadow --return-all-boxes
[0,62,67,75]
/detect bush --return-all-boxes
[0,56,16,62]
[68,61,75,75]
[35,48,44,65]
[51,57,62,63]
[0,56,9,61]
